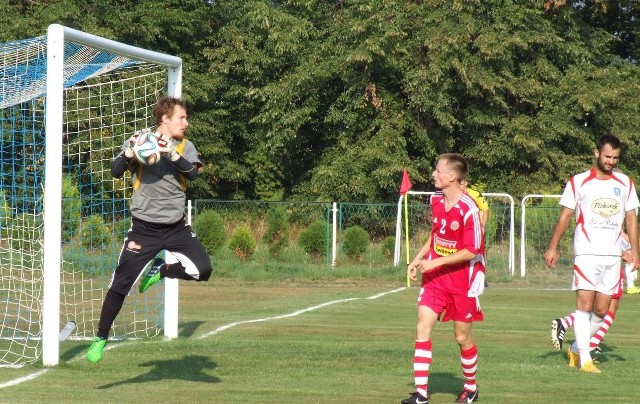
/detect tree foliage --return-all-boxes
[2,0,640,200]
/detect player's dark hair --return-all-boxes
[153,96,187,126]
[439,153,467,181]
[597,134,621,152]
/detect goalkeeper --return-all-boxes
[87,96,212,364]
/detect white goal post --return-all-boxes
[1,24,182,367]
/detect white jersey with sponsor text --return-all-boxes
[560,168,639,257]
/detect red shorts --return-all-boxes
[418,286,483,322]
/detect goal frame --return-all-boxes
[42,24,182,366]
[393,190,515,276]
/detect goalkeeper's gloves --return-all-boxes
[124,128,153,159]
[156,134,180,162]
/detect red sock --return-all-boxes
[460,344,478,391]
[413,340,432,398]
[561,313,575,329]
[590,311,615,349]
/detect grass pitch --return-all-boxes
[2,279,640,403]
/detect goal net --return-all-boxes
[0,25,181,367]
[394,191,515,281]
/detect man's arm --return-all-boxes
[625,209,639,270]
[417,248,477,274]
[408,234,432,282]
[544,206,574,269]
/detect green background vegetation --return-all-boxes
[2,0,639,202]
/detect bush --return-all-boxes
[263,206,291,258]
[81,214,112,250]
[61,175,81,243]
[228,225,257,260]
[381,235,396,258]
[298,219,329,258]
[342,225,369,260]
[193,210,226,253]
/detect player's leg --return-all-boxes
[624,261,640,294]
[590,268,622,353]
[88,227,161,363]
[551,312,574,350]
[161,221,212,281]
[450,295,481,403]
[401,288,440,404]
[571,289,597,371]
[590,298,618,353]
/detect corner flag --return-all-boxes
[400,168,412,195]
[400,169,412,287]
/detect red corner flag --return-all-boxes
[399,168,413,195]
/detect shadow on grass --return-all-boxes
[538,342,627,365]
[424,372,463,396]
[61,345,88,362]
[179,321,205,338]
[593,342,626,364]
[95,355,220,389]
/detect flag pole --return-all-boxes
[399,168,413,287]
[404,192,411,287]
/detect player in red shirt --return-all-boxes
[401,153,485,404]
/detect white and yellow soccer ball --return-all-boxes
[131,132,164,166]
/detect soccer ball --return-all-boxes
[131,132,162,165]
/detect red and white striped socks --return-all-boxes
[590,311,615,350]
[413,340,432,398]
[461,344,478,391]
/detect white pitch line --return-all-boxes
[0,287,407,389]
[198,286,406,339]
[0,369,49,389]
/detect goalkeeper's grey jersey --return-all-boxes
[120,137,201,224]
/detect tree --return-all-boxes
[2,0,640,201]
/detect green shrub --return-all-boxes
[193,210,226,253]
[61,175,81,243]
[81,214,112,250]
[342,225,369,260]
[381,235,396,258]
[298,219,329,258]
[263,206,291,258]
[228,225,256,260]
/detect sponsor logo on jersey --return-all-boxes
[434,235,457,256]
[591,198,620,218]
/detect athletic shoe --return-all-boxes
[87,337,107,363]
[401,392,429,404]
[551,318,566,350]
[592,345,602,356]
[626,286,640,295]
[580,360,602,374]
[139,257,165,293]
[455,387,479,403]
[567,348,580,368]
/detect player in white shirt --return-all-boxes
[544,134,639,373]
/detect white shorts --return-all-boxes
[572,255,621,295]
